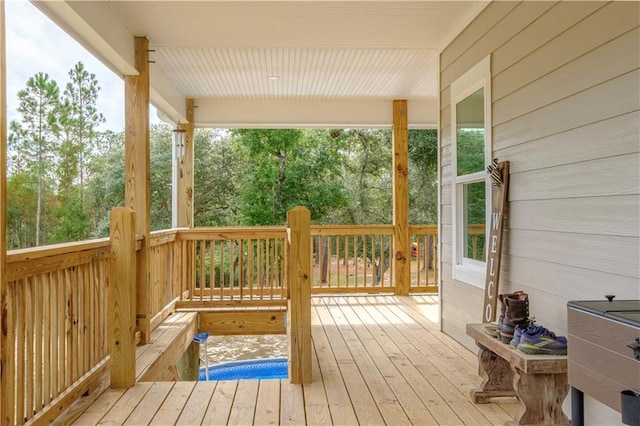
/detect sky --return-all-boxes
[6,0,162,131]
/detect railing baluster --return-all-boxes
[16,278,25,423]
[207,240,214,302]
[199,240,206,301]
[36,275,44,410]
[50,273,58,402]
[25,277,34,419]
[248,239,254,299]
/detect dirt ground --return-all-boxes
[203,334,288,366]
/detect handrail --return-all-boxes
[6,237,110,262]
[4,238,111,424]
[1,221,440,424]
[175,226,289,306]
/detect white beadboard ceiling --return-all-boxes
[34,1,487,127]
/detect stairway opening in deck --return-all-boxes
[187,333,289,381]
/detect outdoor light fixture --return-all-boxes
[173,128,186,160]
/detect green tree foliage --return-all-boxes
[60,62,105,205]
[456,129,485,176]
[194,129,241,227]
[85,131,125,237]
[7,65,440,247]
[408,129,438,224]
[330,129,392,225]
[6,172,37,248]
[9,72,60,246]
[149,125,172,230]
[230,129,348,225]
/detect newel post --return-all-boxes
[287,206,312,384]
[109,207,137,388]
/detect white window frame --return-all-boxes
[450,55,492,288]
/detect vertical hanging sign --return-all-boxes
[482,159,509,323]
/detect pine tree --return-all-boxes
[61,62,105,206]
[10,72,60,246]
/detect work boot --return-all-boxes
[497,291,527,340]
[500,293,530,344]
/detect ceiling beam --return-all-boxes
[192,99,437,129]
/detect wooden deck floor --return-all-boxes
[71,295,520,425]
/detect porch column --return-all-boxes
[125,36,151,344]
[287,206,312,384]
[0,1,10,421]
[393,100,410,295]
[177,98,194,228]
[177,99,195,292]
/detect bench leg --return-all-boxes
[509,368,570,425]
[470,343,516,403]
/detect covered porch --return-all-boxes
[70,295,519,425]
[4,1,635,425]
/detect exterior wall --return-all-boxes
[439,2,639,421]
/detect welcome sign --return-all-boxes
[482,159,510,323]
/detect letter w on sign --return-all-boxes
[482,159,509,323]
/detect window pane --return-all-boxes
[463,181,485,261]
[456,88,485,176]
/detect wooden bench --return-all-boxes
[136,311,199,382]
[466,323,569,425]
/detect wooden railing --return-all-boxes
[409,225,439,291]
[467,223,486,261]
[175,227,288,307]
[149,229,187,329]
[1,220,438,423]
[4,240,111,425]
[311,225,395,293]
[310,224,438,293]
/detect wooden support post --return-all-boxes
[109,208,137,388]
[287,206,312,384]
[125,36,151,343]
[0,2,11,422]
[178,99,194,228]
[393,100,410,295]
[178,99,195,294]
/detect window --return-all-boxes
[451,56,491,288]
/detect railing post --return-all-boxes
[109,208,137,388]
[287,207,312,384]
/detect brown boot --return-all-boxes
[499,293,529,343]
[497,291,527,338]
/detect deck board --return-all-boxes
[228,380,259,425]
[175,380,217,425]
[150,381,197,425]
[255,380,281,425]
[73,295,524,425]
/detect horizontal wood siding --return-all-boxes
[439,1,640,347]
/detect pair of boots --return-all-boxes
[497,291,530,344]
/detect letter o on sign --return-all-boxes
[485,304,493,322]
